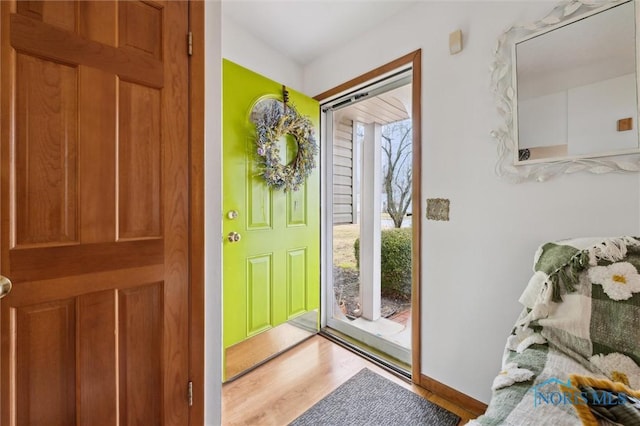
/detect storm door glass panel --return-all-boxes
[326,76,413,369]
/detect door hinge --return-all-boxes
[187,31,193,56]
[188,380,193,407]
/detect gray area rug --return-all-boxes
[289,368,461,426]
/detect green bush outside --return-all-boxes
[354,228,412,299]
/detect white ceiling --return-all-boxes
[222,1,419,65]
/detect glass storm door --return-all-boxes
[321,70,414,371]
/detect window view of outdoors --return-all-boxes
[332,117,412,326]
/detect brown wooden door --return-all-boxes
[0,1,190,425]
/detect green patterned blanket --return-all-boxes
[471,237,640,426]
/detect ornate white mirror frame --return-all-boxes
[491,0,640,182]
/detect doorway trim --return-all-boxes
[189,0,205,424]
[314,49,422,383]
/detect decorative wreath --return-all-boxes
[254,101,318,192]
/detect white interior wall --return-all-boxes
[303,1,640,403]
[221,13,304,91]
[205,2,222,425]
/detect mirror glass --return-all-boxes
[514,0,638,163]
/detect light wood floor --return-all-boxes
[222,335,475,425]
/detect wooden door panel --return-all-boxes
[17,1,77,33]
[10,14,163,89]
[118,80,162,240]
[15,53,78,247]
[79,66,116,244]
[8,239,163,282]
[79,2,116,46]
[2,1,190,424]
[5,266,163,317]
[119,1,162,59]
[119,284,162,426]
[9,284,168,423]
[12,283,165,426]
[78,290,117,426]
[15,299,76,426]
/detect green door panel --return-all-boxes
[222,59,320,350]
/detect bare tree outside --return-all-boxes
[381,119,412,228]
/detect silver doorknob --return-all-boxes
[227,210,239,220]
[227,232,241,243]
[0,276,12,299]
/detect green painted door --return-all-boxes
[222,60,320,352]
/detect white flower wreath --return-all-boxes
[254,101,318,191]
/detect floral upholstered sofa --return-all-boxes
[470,237,640,426]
